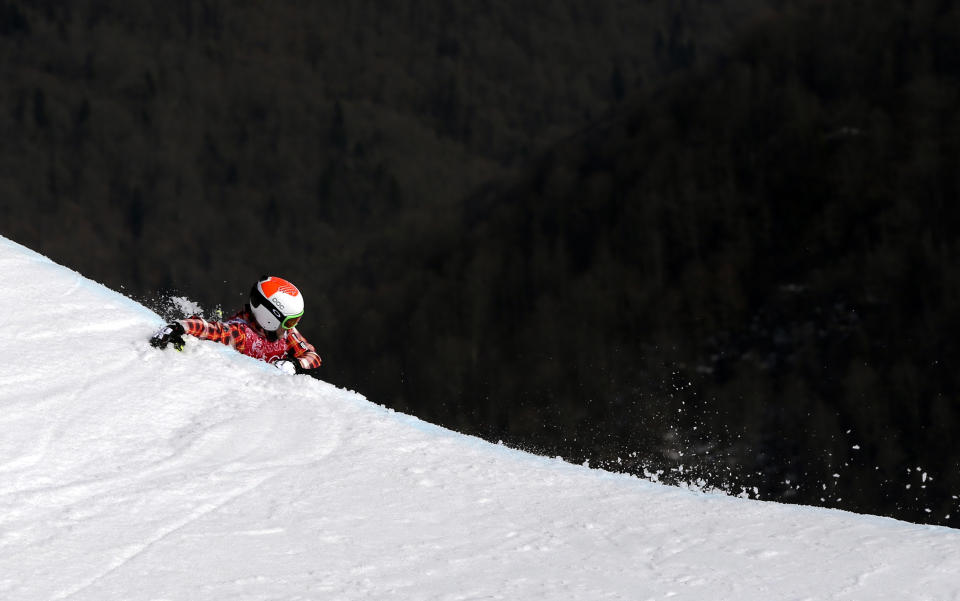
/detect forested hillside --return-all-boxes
[409,0,960,523]
[0,0,760,289]
[1,0,958,525]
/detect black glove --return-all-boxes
[273,359,299,375]
[150,322,186,351]
[276,350,312,375]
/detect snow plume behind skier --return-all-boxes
[150,276,322,375]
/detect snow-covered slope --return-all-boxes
[0,236,957,601]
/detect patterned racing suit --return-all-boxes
[179,306,322,370]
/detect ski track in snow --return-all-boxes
[1,235,959,601]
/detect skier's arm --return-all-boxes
[179,316,246,350]
[287,329,322,371]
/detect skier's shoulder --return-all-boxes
[223,307,254,326]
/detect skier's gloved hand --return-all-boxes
[276,351,314,375]
[150,322,186,351]
[285,350,317,375]
[274,359,298,375]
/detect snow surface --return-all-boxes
[0,235,958,601]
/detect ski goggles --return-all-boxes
[281,312,303,329]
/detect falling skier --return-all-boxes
[150,276,322,375]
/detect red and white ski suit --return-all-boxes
[179,307,322,370]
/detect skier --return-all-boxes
[150,276,322,375]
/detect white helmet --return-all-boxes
[249,276,304,332]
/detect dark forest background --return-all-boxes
[2,0,959,526]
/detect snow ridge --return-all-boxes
[0,236,958,601]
